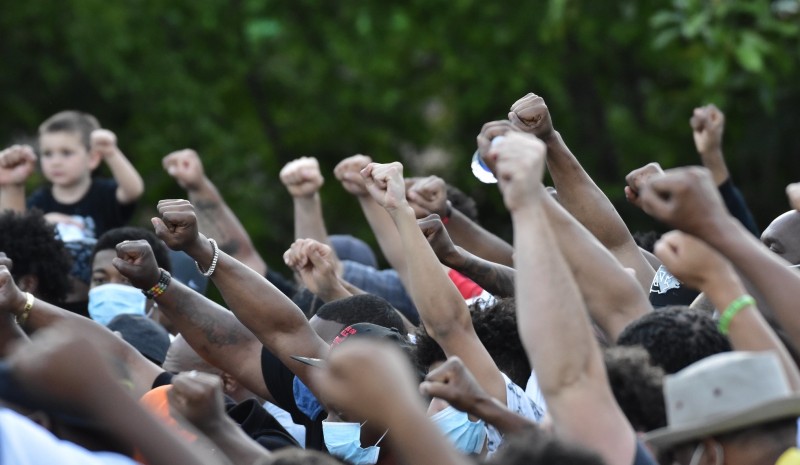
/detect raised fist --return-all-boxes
[492,132,548,213]
[163,149,206,191]
[476,120,520,174]
[0,145,37,186]
[280,157,324,198]
[638,167,728,237]
[283,239,340,298]
[334,154,372,197]
[152,199,202,253]
[112,240,161,290]
[417,215,460,267]
[624,162,665,209]
[787,183,800,212]
[690,104,724,156]
[407,176,448,219]
[419,356,487,414]
[361,162,407,212]
[508,93,555,140]
[654,231,735,291]
[90,129,119,159]
[168,371,229,433]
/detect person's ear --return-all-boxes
[221,372,239,397]
[701,438,724,465]
[18,274,38,295]
[88,149,102,170]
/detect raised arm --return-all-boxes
[361,162,507,403]
[280,156,330,245]
[163,149,267,275]
[496,131,636,465]
[91,129,144,204]
[0,254,29,356]
[654,231,800,390]
[639,168,800,355]
[113,240,271,401]
[151,200,330,395]
[0,145,36,213]
[283,238,352,303]
[508,93,654,291]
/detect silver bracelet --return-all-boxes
[196,238,220,277]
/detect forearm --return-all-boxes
[357,195,408,276]
[155,280,272,400]
[472,394,538,435]
[293,194,330,245]
[316,281,353,303]
[703,274,800,390]
[105,150,144,203]
[190,178,267,275]
[543,196,650,342]
[700,148,730,187]
[446,209,514,267]
[545,132,654,290]
[0,185,26,212]
[448,247,516,298]
[201,418,271,465]
[0,314,28,357]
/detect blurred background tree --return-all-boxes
[1,0,799,273]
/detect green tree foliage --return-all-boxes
[1,0,799,271]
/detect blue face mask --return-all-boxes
[322,421,386,465]
[88,283,146,326]
[431,405,487,455]
[293,376,324,420]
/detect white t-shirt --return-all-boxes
[0,409,138,465]
[486,373,546,454]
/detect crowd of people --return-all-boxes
[0,93,799,465]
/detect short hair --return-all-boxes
[604,346,666,432]
[315,294,406,335]
[486,428,606,465]
[633,230,661,254]
[0,210,72,303]
[413,298,531,387]
[92,227,172,273]
[617,306,732,374]
[38,111,101,150]
[446,183,479,223]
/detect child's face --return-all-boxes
[39,131,99,188]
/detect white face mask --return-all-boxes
[430,405,487,454]
[322,421,387,465]
[88,283,146,325]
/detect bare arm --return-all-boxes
[497,132,635,465]
[164,149,267,275]
[92,130,145,204]
[445,209,514,267]
[280,157,330,246]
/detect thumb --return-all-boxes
[112,257,139,281]
[306,247,329,270]
[419,380,456,403]
[151,217,169,238]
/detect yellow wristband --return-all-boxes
[15,292,34,326]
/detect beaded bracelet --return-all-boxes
[718,294,756,335]
[142,269,172,300]
[15,292,34,326]
[196,238,220,278]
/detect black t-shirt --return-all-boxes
[27,178,136,238]
[260,347,326,451]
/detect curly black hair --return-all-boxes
[0,210,72,304]
[315,294,407,335]
[617,306,732,374]
[604,345,667,432]
[413,298,530,387]
[446,184,479,223]
[486,428,606,465]
[93,227,171,272]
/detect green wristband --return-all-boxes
[718,295,756,335]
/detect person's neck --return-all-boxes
[52,176,92,205]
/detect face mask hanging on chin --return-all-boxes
[88,283,147,325]
[431,405,487,455]
[322,420,387,465]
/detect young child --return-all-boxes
[0,110,144,309]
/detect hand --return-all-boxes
[407,176,448,219]
[312,339,422,427]
[168,371,229,434]
[624,162,665,209]
[787,183,800,212]
[283,239,341,298]
[334,154,372,197]
[361,162,407,212]
[476,120,521,174]
[653,231,737,291]
[0,145,37,186]
[419,356,488,413]
[0,253,27,316]
[492,132,548,212]
[280,157,324,198]
[112,240,162,290]
[638,167,730,237]
[163,149,206,191]
[417,215,461,267]
[90,129,120,159]
[152,199,203,254]
[690,104,724,156]
[508,93,555,140]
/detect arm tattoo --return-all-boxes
[455,253,516,298]
[171,290,247,347]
